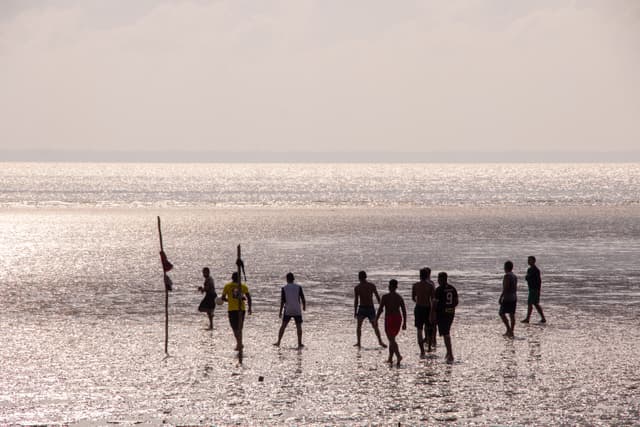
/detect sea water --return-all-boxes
[0,163,639,426]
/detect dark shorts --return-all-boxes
[283,314,303,325]
[437,313,454,336]
[500,300,517,315]
[228,310,246,331]
[357,305,376,322]
[414,305,431,329]
[528,288,540,305]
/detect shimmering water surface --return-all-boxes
[0,163,639,426]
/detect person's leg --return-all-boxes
[444,335,453,362]
[535,304,546,322]
[394,337,402,366]
[522,304,532,322]
[207,310,214,330]
[274,318,289,346]
[355,317,364,347]
[508,313,515,337]
[500,313,511,336]
[371,318,387,348]
[417,327,425,356]
[295,319,303,348]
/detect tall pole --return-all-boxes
[236,244,244,361]
[158,216,169,355]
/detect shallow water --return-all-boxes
[1,163,639,425]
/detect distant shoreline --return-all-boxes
[2,150,640,163]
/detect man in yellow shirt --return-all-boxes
[222,272,252,351]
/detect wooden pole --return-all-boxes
[236,244,244,361]
[158,216,169,355]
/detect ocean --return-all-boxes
[0,163,639,426]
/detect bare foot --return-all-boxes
[387,358,393,364]
[396,355,403,366]
[298,343,305,349]
[273,343,280,347]
[446,355,454,364]
[379,342,388,349]
[354,343,361,348]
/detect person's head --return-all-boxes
[358,271,367,281]
[528,256,536,266]
[437,272,448,286]
[202,267,210,277]
[286,272,295,283]
[231,272,239,283]
[504,261,514,272]
[420,267,431,281]
[389,279,398,291]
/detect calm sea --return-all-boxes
[1,163,639,425]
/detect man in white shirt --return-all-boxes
[274,272,306,348]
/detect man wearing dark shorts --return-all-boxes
[274,272,306,348]
[222,272,252,351]
[521,256,546,324]
[499,261,517,338]
[433,272,458,363]
[354,271,386,348]
[412,267,436,357]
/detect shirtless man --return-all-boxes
[412,267,436,357]
[376,279,407,366]
[499,261,517,338]
[354,271,386,348]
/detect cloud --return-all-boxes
[0,0,638,157]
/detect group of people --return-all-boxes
[196,256,546,365]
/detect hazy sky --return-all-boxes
[1,0,639,160]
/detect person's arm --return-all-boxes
[300,288,306,311]
[453,288,459,308]
[374,286,381,304]
[412,283,417,303]
[246,292,252,315]
[354,287,359,318]
[430,292,437,324]
[376,296,384,322]
[401,298,407,330]
[279,288,285,318]
[499,275,507,303]
[221,286,228,302]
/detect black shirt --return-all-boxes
[435,284,458,314]
[526,265,541,290]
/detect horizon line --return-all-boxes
[2,149,640,163]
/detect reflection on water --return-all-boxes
[0,206,639,424]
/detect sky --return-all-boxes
[1,0,639,161]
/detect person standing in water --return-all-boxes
[412,267,436,357]
[521,256,546,324]
[274,272,306,348]
[376,279,407,366]
[354,271,387,348]
[499,261,517,338]
[197,267,217,330]
[221,272,252,351]
[432,272,458,363]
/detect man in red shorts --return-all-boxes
[376,279,407,366]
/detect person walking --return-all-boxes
[412,267,436,357]
[221,272,252,351]
[432,272,458,363]
[197,267,217,330]
[521,256,546,324]
[499,261,517,338]
[354,271,387,348]
[376,279,407,366]
[274,272,306,348]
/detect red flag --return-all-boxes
[159,251,173,272]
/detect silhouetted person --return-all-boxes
[376,279,407,366]
[499,261,517,338]
[522,256,546,324]
[432,272,458,363]
[221,272,252,351]
[198,267,217,330]
[274,272,306,348]
[412,267,436,357]
[354,271,387,348]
